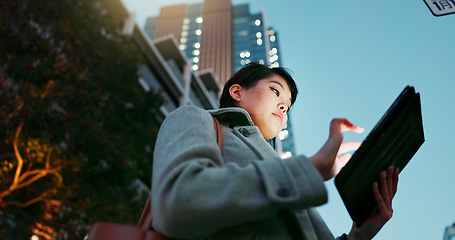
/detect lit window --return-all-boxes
[281,151,292,159]
[255,19,261,26]
[270,54,278,62]
[271,62,280,67]
[180,37,187,43]
[195,29,202,35]
[193,57,199,63]
[245,59,251,64]
[182,25,189,30]
[245,51,250,58]
[183,18,190,24]
[192,65,199,71]
[240,52,245,58]
[179,44,186,50]
[270,35,276,42]
[257,39,263,45]
[268,29,275,35]
[256,32,262,38]
[269,48,277,55]
[238,30,248,36]
[278,130,289,140]
[181,31,188,37]
[194,42,200,48]
[193,49,200,56]
[240,60,246,65]
[259,59,264,64]
[195,17,203,23]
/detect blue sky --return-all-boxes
[123,0,455,239]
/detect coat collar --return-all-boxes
[208,107,254,127]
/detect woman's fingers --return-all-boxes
[337,141,362,155]
[393,168,399,197]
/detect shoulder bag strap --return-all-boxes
[137,116,223,230]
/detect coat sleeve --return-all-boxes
[151,105,327,238]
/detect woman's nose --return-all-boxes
[279,104,287,113]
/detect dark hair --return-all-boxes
[219,62,298,109]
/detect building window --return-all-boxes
[239,51,250,58]
[179,44,186,50]
[256,32,262,38]
[270,35,276,42]
[195,17,203,23]
[257,39,263,45]
[254,19,261,26]
[195,29,202,36]
[192,65,199,71]
[193,50,200,56]
[193,57,199,63]
[194,42,200,48]
[281,151,292,159]
[183,18,190,24]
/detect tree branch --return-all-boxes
[2,189,53,208]
[12,122,24,189]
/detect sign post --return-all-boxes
[424,0,455,16]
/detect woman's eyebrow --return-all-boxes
[269,80,284,90]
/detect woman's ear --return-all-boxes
[229,84,242,102]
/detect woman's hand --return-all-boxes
[310,118,364,180]
[347,166,399,240]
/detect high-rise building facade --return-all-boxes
[444,223,455,240]
[144,0,295,158]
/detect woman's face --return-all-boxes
[231,74,292,140]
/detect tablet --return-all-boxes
[334,85,425,226]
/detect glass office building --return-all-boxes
[444,223,455,240]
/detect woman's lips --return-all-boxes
[272,113,283,122]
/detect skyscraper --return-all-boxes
[444,223,455,240]
[144,0,296,158]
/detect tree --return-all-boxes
[0,0,162,238]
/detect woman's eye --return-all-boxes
[270,87,280,96]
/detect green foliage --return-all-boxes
[0,0,162,238]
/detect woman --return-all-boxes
[151,63,399,240]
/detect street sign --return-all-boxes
[424,0,455,16]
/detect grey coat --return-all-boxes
[152,105,336,240]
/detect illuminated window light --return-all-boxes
[257,39,263,45]
[278,130,289,140]
[194,42,200,48]
[281,151,292,159]
[193,49,200,56]
[193,57,199,63]
[259,59,264,64]
[179,44,186,50]
[269,48,277,55]
[240,52,245,58]
[192,65,199,71]
[180,37,187,43]
[255,19,261,26]
[181,31,188,37]
[183,18,190,24]
[270,35,276,42]
[245,51,250,57]
[182,25,189,30]
[195,29,202,35]
[256,32,262,38]
[195,17,203,23]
